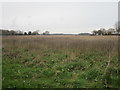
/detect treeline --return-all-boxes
[0,29,51,36]
[0,27,120,36]
[92,26,120,35]
[0,30,39,35]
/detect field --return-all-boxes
[2,35,120,88]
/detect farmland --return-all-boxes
[2,35,119,88]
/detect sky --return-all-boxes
[0,2,118,34]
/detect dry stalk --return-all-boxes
[102,48,111,88]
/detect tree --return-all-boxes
[114,21,120,34]
[97,30,103,35]
[24,32,27,35]
[118,27,120,34]
[117,22,120,34]
[43,31,50,35]
[100,28,106,35]
[2,30,10,35]
[17,30,23,35]
[92,30,98,35]
[10,30,17,35]
[28,31,32,35]
[32,30,39,35]
[107,28,115,35]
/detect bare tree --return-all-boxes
[92,30,98,35]
[107,28,115,35]
[10,30,17,35]
[100,28,106,35]
[114,21,120,34]
[32,30,39,35]
[16,30,23,35]
[97,30,103,35]
[43,31,50,35]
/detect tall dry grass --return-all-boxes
[2,35,118,54]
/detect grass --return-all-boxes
[2,35,119,88]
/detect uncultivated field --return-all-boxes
[2,35,120,88]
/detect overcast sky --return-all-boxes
[1,2,118,34]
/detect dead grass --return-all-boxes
[2,35,118,54]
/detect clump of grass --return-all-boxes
[81,68,102,81]
[41,69,55,77]
[73,78,86,88]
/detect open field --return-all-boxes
[2,35,119,88]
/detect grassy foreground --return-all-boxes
[2,35,119,88]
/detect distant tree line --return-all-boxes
[92,28,120,35]
[0,30,50,35]
[1,22,120,36]
[92,28,115,35]
[92,22,120,35]
[0,30,40,35]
